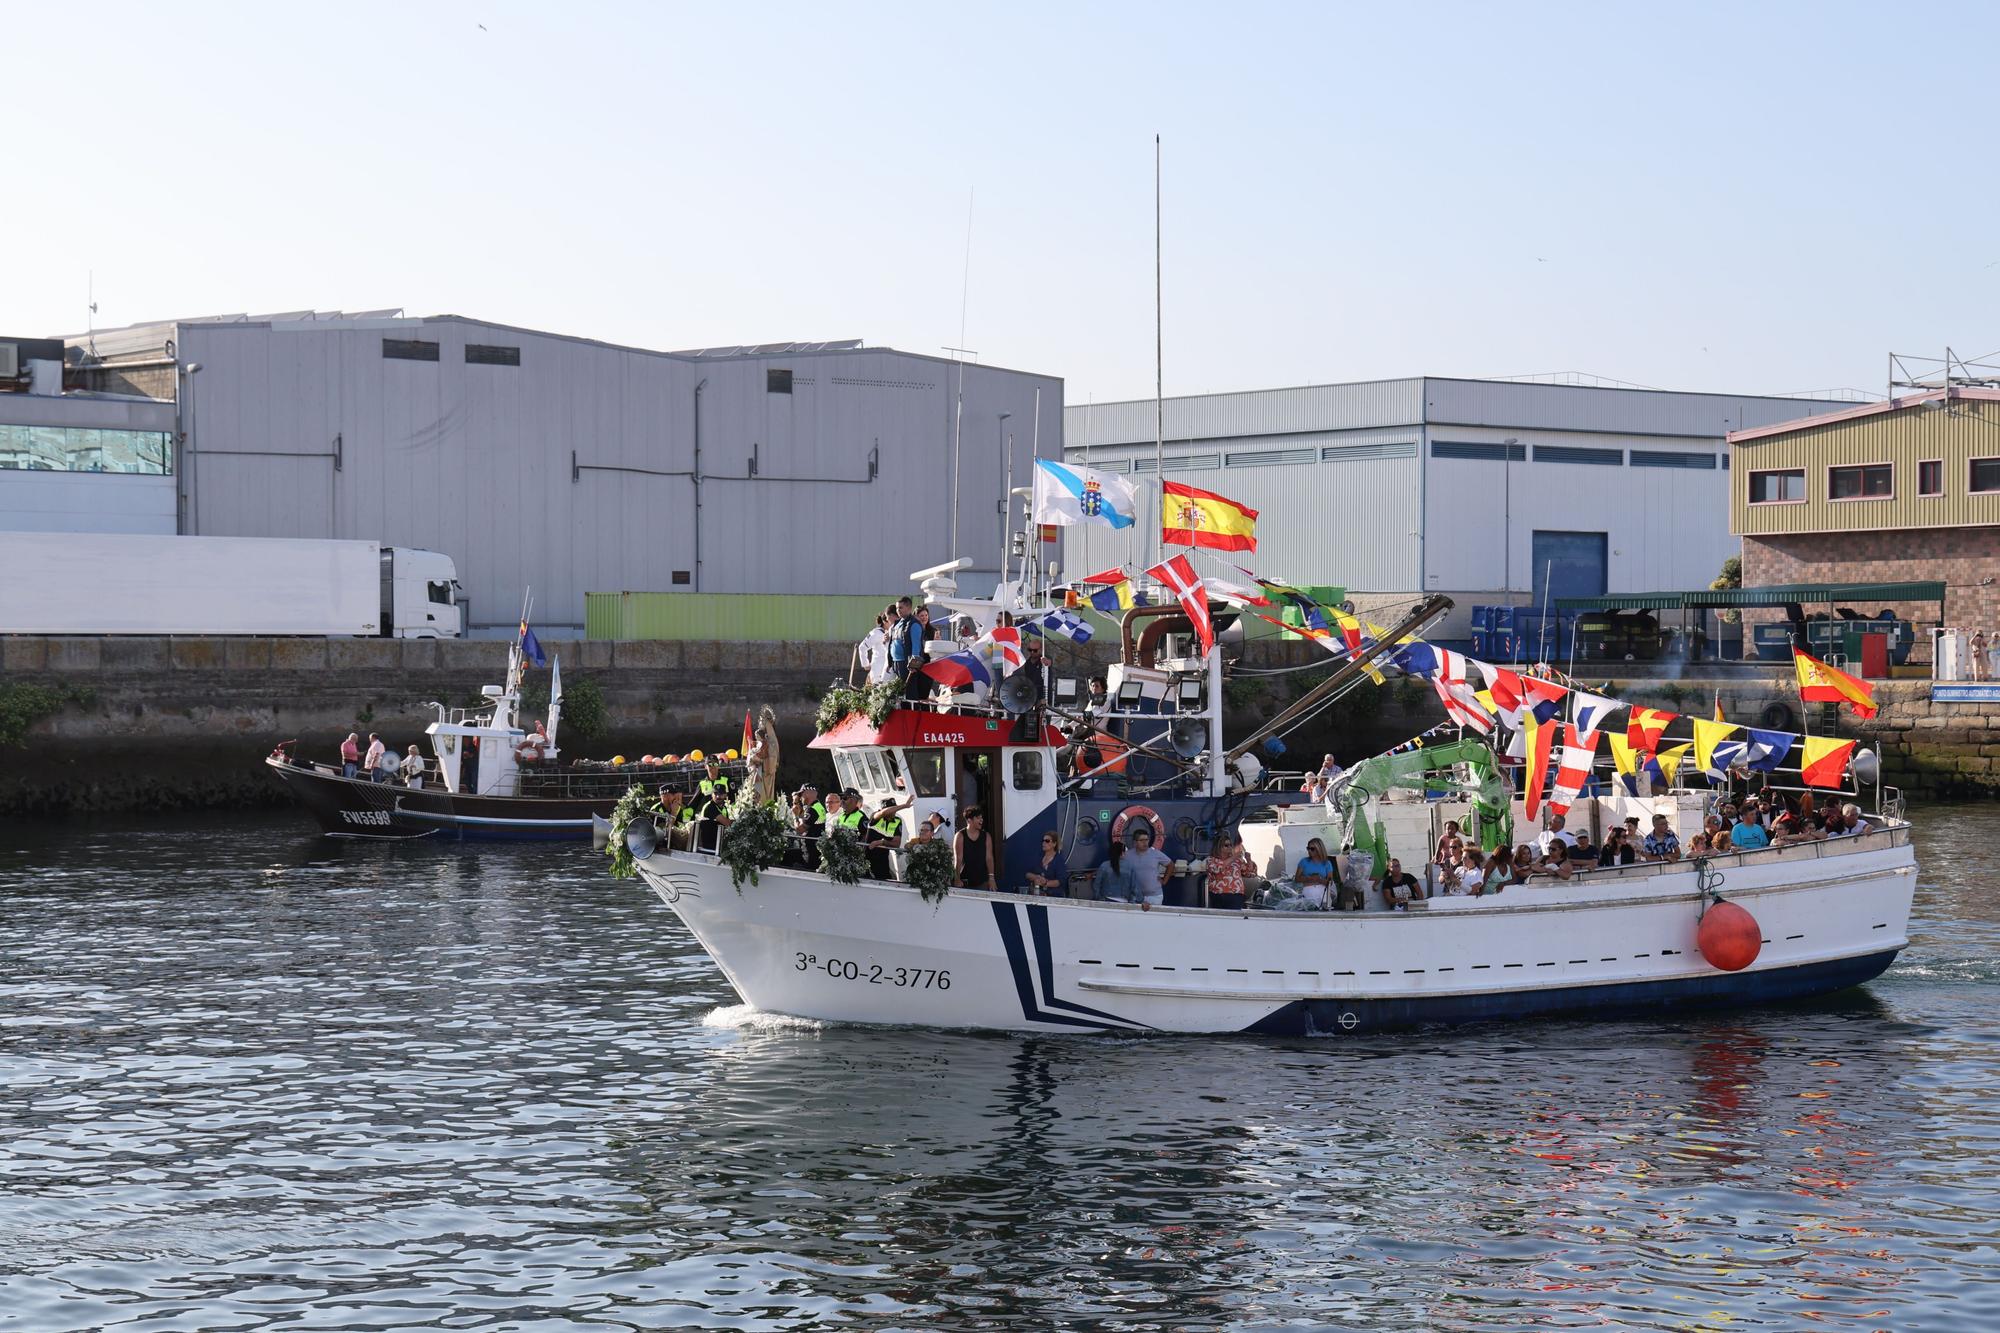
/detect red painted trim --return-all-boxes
[809,707,1066,750]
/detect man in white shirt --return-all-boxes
[1534,813,1578,859]
[363,733,386,782]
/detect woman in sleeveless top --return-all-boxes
[954,805,997,890]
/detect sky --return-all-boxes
[7,1,1999,404]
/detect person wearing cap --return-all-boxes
[789,784,827,865]
[865,797,914,879]
[699,759,731,804]
[909,810,949,849]
[832,789,868,836]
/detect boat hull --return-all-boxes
[634,828,1917,1034]
[265,757,612,841]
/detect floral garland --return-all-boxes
[817,827,868,885]
[717,802,788,889]
[902,839,954,905]
[604,784,653,879]
[814,680,905,735]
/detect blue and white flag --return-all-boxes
[1032,459,1139,531]
[1025,609,1094,644]
[1572,690,1624,736]
[1742,727,1796,773]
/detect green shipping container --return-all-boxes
[586,591,897,642]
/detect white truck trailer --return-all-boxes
[0,533,463,637]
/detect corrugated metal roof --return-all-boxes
[1550,592,1687,610]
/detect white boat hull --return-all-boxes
[634,828,1916,1035]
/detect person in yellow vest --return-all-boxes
[832,788,868,836]
[865,796,915,879]
[699,760,732,806]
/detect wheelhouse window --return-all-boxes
[1828,463,1892,500]
[1011,751,1043,791]
[1919,459,1943,496]
[904,748,946,797]
[1972,457,2000,494]
[860,748,890,792]
[1747,468,1805,504]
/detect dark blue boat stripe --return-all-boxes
[1241,948,1905,1035]
[990,904,1114,1029]
[1025,904,1147,1028]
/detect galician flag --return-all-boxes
[1032,459,1139,530]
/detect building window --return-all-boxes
[1533,444,1624,466]
[1630,450,1717,469]
[0,423,173,474]
[1747,468,1805,504]
[383,338,440,362]
[767,368,793,394]
[465,343,520,366]
[1828,463,1892,500]
[1967,457,2000,493]
[671,569,692,585]
[1225,447,1317,466]
[1919,459,1943,496]
[1431,440,1525,461]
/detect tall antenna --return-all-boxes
[1153,134,1164,568]
[87,270,99,356]
[948,187,975,562]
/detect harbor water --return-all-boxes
[3,807,1997,1330]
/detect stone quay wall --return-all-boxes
[5,634,1992,814]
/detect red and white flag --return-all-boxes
[981,625,1025,672]
[1548,725,1601,817]
[1432,649,1494,734]
[1145,554,1215,655]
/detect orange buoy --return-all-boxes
[1697,900,1762,972]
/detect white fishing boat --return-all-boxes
[620,568,1917,1035]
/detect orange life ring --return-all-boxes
[1111,804,1167,847]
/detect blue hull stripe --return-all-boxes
[1242,948,1905,1036]
[1026,904,1147,1029]
[990,904,1146,1030]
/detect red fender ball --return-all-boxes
[1697,901,1762,972]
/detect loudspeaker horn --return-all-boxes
[1168,717,1209,759]
[996,672,1041,715]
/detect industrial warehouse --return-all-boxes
[1,312,1059,632]
[1062,377,1856,642]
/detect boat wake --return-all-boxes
[702,1004,826,1034]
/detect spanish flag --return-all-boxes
[1794,649,1878,719]
[1161,480,1258,552]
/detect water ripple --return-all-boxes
[1,808,1996,1329]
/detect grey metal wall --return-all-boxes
[1063,379,1857,609]
[179,318,1060,629]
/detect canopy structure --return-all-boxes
[1553,581,1945,612]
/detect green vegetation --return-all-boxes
[902,838,955,904]
[814,680,901,735]
[1711,555,1743,624]
[718,802,788,888]
[523,674,610,741]
[0,683,96,748]
[817,827,868,885]
[604,784,652,879]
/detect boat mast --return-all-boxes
[1152,133,1164,570]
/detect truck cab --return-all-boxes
[385,547,463,638]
